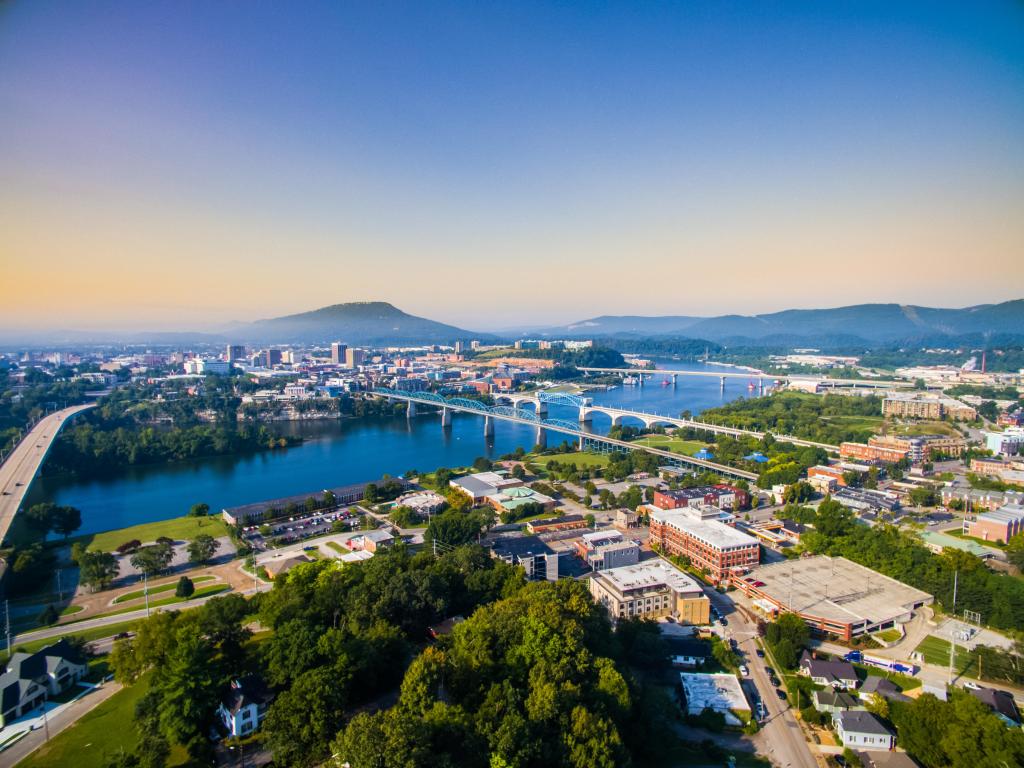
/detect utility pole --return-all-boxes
[948,570,958,684]
[144,571,150,618]
[4,600,10,657]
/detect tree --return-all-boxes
[186,534,220,565]
[154,624,221,758]
[363,483,379,503]
[77,549,120,591]
[24,502,56,534]
[814,497,855,538]
[37,604,59,625]
[390,505,419,529]
[1008,532,1024,571]
[130,541,174,576]
[188,502,209,517]
[264,667,347,767]
[51,505,82,538]
[175,576,195,598]
[511,464,526,480]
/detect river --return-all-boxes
[26,361,764,534]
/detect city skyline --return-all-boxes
[3,2,1023,332]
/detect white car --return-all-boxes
[739,665,749,676]
[963,681,980,690]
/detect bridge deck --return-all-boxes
[576,367,908,388]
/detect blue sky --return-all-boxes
[2,1,1022,330]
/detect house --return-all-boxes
[833,710,896,751]
[614,508,640,529]
[262,554,311,579]
[348,529,395,553]
[0,639,88,727]
[853,751,921,768]
[860,676,910,704]
[968,686,1022,728]
[812,689,860,714]
[799,651,859,689]
[218,676,274,737]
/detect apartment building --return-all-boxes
[840,442,908,464]
[882,393,977,422]
[648,508,759,582]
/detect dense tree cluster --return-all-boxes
[763,612,809,669]
[700,392,883,445]
[0,375,92,453]
[332,579,677,768]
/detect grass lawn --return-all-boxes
[18,674,191,768]
[854,664,922,691]
[891,421,961,437]
[530,450,611,468]
[325,540,349,554]
[874,629,902,643]
[113,575,216,603]
[631,435,706,456]
[61,604,85,616]
[914,635,974,676]
[821,414,886,432]
[75,514,229,552]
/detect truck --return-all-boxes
[843,650,917,676]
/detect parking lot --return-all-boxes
[240,506,364,550]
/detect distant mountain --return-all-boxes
[236,301,487,345]
[538,300,1024,347]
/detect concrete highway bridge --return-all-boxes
[0,403,95,548]
[374,388,760,481]
[576,366,909,389]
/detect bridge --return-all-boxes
[374,388,760,481]
[488,391,837,452]
[576,366,910,389]
[0,403,95,548]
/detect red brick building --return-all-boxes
[839,442,908,464]
[648,509,759,583]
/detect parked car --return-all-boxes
[755,648,765,658]
[776,688,788,701]
[739,665,749,676]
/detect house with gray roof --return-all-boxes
[860,676,910,704]
[799,651,859,689]
[968,686,1021,728]
[0,638,87,727]
[834,710,896,751]
[812,688,860,714]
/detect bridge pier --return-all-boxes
[671,374,677,386]
[440,407,451,427]
[483,415,494,438]
[406,401,417,418]
[534,426,546,449]
[758,377,764,395]
[535,401,548,418]
[578,408,593,424]
[638,373,644,387]
[720,376,726,392]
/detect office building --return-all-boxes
[882,393,977,422]
[985,427,1024,457]
[963,504,1024,543]
[263,349,282,367]
[589,559,710,623]
[491,536,560,581]
[226,344,246,363]
[331,342,348,365]
[345,348,366,368]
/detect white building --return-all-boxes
[833,710,896,751]
[679,673,750,726]
[986,427,1024,457]
[218,676,274,737]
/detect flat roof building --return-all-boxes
[679,673,750,726]
[450,471,523,502]
[734,556,932,642]
[589,559,710,624]
[649,509,760,583]
[964,504,1024,544]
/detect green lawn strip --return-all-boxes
[88,585,229,620]
[873,629,902,643]
[631,436,705,455]
[72,515,229,552]
[4,619,142,665]
[113,575,217,603]
[526,450,611,469]
[61,604,85,616]
[325,540,349,554]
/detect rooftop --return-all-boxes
[679,673,749,719]
[835,710,894,736]
[651,510,759,550]
[748,556,932,626]
[594,559,705,597]
[491,535,554,560]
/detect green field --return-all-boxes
[113,575,217,603]
[76,514,229,552]
[820,414,886,432]
[891,420,961,437]
[18,674,191,768]
[914,635,974,676]
[631,435,706,456]
[873,628,902,643]
[527,450,611,469]
[325,540,349,554]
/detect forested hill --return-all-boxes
[238,301,488,345]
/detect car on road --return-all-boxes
[963,681,980,690]
[755,648,765,658]
[776,688,788,701]
[739,665,749,676]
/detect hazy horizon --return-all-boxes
[3,2,1023,332]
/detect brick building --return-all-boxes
[648,509,759,583]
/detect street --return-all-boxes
[706,590,820,768]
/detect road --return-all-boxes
[707,590,820,768]
[0,680,123,767]
[0,403,94,547]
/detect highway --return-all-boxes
[0,403,94,547]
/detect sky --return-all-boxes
[2,1,1023,333]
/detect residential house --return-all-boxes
[348,529,395,553]
[812,689,860,714]
[799,651,859,689]
[860,676,910,705]
[0,639,88,727]
[833,710,896,751]
[968,686,1022,728]
[218,676,274,737]
[262,554,311,579]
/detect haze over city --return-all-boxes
[3,1,1024,332]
